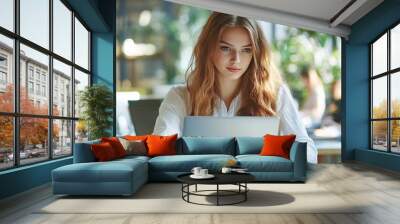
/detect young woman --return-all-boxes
[153,12,318,163]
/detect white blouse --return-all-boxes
[153,85,318,164]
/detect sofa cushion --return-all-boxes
[148,154,235,172]
[236,155,293,172]
[178,137,236,155]
[260,134,296,159]
[115,155,150,163]
[91,142,118,161]
[52,158,148,183]
[147,134,178,157]
[101,137,127,158]
[118,138,147,156]
[124,135,148,141]
[235,137,263,155]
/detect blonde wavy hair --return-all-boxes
[186,12,283,116]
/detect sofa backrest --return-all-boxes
[235,137,263,155]
[177,137,236,155]
[74,137,239,162]
[73,139,100,163]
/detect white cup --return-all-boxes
[191,167,202,176]
[200,169,208,176]
[221,167,232,174]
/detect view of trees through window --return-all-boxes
[0,0,91,170]
[371,23,400,153]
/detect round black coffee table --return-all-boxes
[177,173,255,206]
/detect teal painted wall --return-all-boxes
[344,0,400,171]
[0,158,72,199]
[0,0,116,200]
[91,0,116,135]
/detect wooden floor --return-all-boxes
[1,161,400,224]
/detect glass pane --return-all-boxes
[372,121,388,151]
[391,120,400,153]
[0,0,14,31]
[75,120,88,143]
[20,44,49,115]
[372,33,387,76]
[20,117,49,165]
[372,77,387,119]
[391,72,400,118]
[74,17,89,70]
[0,116,13,170]
[74,69,89,118]
[53,0,72,60]
[0,34,14,112]
[20,0,49,49]
[53,119,72,158]
[391,24,400,70]
[53,59,72,117]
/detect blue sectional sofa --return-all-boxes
[52,137,307,196]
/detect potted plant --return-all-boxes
[79,84,113,140]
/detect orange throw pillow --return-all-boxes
[146,134,178,157]
[101,137,127,158]
[91,142,117,161]
[124,135,148,141]
[260,134,296,159]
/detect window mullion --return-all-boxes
[14,0,20,167]
[71,10,76,155]
[388,29,391,152]
[49,0,54,160]
[370,45,373,149]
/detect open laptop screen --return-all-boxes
[183,116,280,137]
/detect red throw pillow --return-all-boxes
[260,134,296,159]
[146,134,178,157]
[91,142,117,161]
[101,137,127,158]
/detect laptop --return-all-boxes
[182,116,280,137]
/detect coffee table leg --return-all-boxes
[195,184,197,192]
[217,184,219,206]
[245,183,247,201]
[187,184,190,202]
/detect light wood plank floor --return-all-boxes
[1,161,400,224]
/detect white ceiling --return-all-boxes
[165,0,384,38]
[227,0,352,23]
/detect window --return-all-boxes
[53,59,72,117]
[75,17,89,70]
[42,85,46,97]
[28,81,34,94]
[53,119,72,158]
[0,71,6,85]
[35,70,40,81]
[370,23,400,154]
[0,0,91,170]
[0,54,7,67]
[0,34,13,113]
[20,0,49,49]
[36,83,40,95]
[74,69,89,118]
[53,0,72,60]
[0,0,14,32]
[28,67,34,80]
[0,54,7,88]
